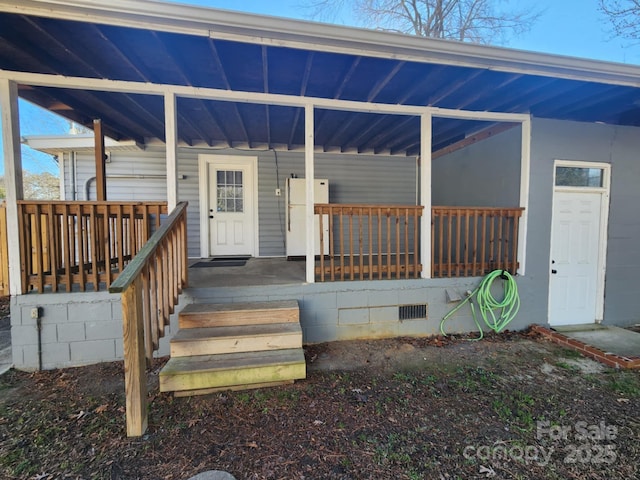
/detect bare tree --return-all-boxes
[302,0,541,44]
[599,0,640,41]
[23,171,60,200]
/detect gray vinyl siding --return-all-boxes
[67,146,416,259]
[432,126,521,207]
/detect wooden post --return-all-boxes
[93,119,107,201]
[0,79,24,295]
[122,276,148,437]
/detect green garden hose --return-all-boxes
[440,270,520,341]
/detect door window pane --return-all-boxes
[555,167,603,187]
[216,169,245,212]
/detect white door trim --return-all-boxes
[549,160,611,324]
[198,154,259,258]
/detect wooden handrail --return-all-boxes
[17,201,167,293]
[109,201,188,437]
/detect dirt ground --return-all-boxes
[0,324,639,480]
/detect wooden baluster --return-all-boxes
[497,211,504,271]
[464,209,470,277]
[47,203,58,292]
[489,213,495,271]
[404,208,409,279]
[481,211,487,275]
[141,263,153,359]
[386,208,391,280]
[511,211,518,273]
[103,205,112,288]
[415,207,420,279]
[358,207,363,280]
[60,204,72,292]
[149,252,159,349]
[472,210,479,277]
[162,239,170,326]
[368,207,373,280]
[156,251,165,337]
[181,212,188,290]
[349,207,354,280]
[339,208,345,281]
[319,206,325,282]
[90,204,100,290]
[395,208,401,279]
[74,205,85,291]
[129,205,136,263]
[116,205,124,273]
[377,207,382,280]
[329,206,335,282]
[32,204,44,292]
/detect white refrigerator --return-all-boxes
[286,178,329,257]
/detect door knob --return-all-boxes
[551,269,557,274]
[209,215,214,219]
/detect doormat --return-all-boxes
[191,258,248,268]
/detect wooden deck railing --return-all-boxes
[109,201,188,437]
[17,201,167,293]
[314,204,423,281]
[431,206,524,278]
[313,204,523,281]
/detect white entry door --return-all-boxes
[549,163,609,326]
[204,158,256,257]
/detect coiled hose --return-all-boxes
[440,270,520,341]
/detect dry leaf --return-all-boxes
[95,404,109,414]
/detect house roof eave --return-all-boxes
[3,0,640,89]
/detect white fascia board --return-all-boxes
[3,0,640,88]
[22,134,142,154]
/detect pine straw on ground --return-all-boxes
[0,331,639,480]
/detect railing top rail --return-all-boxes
[109,201,187,294]
[17,200,168,206]
[315,203,424,209]
[432,206,525,212]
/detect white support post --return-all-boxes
[0,79,24,295]
[304,104,315,284]
[517,117,532,276]
[164,92,178,211]
[420,112,432,279]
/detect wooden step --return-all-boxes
[159,349,306,393]
[179,300,299,328]
[170,323,302,357]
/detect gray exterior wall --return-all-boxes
[63,148,416,258]
[432,126,521,207]
[528,118,640,327]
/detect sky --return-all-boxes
[2,0,639,176]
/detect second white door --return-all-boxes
[549,191,602,326]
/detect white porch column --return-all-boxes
[1,79,24,295]
[304,104,315,283]
[517,117,532,275]
[164,92,178,211]
[420,112,432,279]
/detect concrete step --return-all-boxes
[179,300,299,328]
[170,323,302,357]
[159,348,306,393]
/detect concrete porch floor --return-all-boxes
[187,257,306,288]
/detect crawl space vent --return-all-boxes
[399,304,428,320]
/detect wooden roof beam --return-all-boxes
[432,122,518,159]
[207,39,252,147]
[287,52,313,150]
[367,61,405,102]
